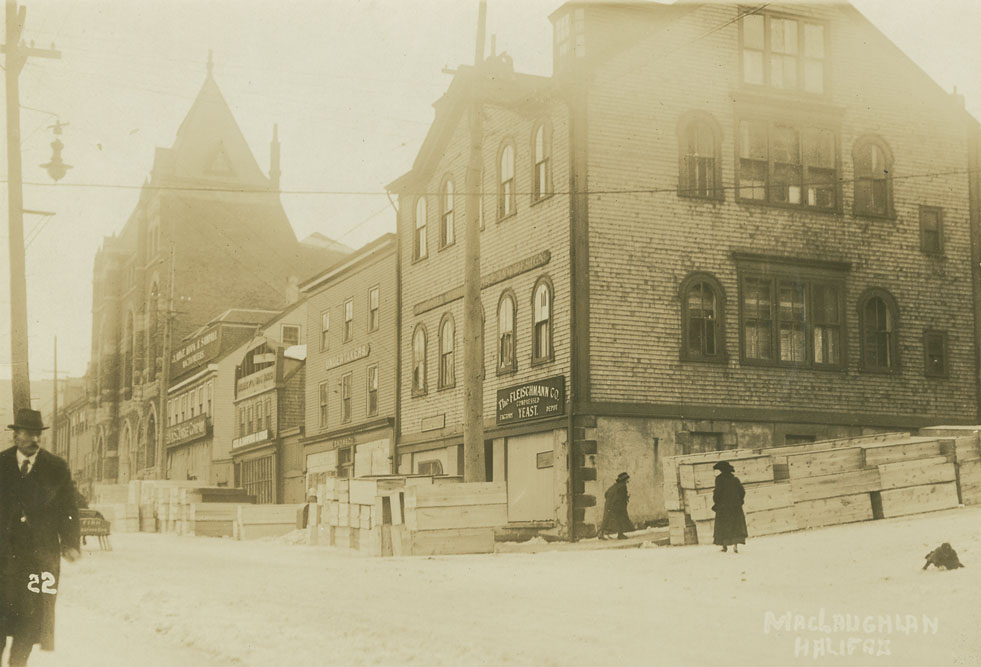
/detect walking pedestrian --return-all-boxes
[711,460,747,553]
[1,409,80,666]
[598,472,633,540]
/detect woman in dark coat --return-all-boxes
[598,472,632,540]
[712,461,747,553]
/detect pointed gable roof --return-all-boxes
[163,72,270,188]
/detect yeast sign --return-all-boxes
[496,376,565,425]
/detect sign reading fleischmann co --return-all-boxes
[497,376,565,425]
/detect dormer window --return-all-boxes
[555,8,585,63]
[741,11,827,94]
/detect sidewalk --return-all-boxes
[495,526,670,554]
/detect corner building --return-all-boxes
[391,2,981,539]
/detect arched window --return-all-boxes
[498,143,516,219]
[853,136,894,217]
[678,112,723,200]
[412,325,428,395]
[440,178,455,247]
[498,291,516,374]
[532,123,552,201]
[147,282,160,381]
[145,410,157,469]
[123,311,135,392]
[439,314,455,389]
[859,288,899,371]
[414,197,428,260]
[680,273,726,362]
[532,278,553,364]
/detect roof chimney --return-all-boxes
[270,124,281,191]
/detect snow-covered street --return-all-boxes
[23,507,981,666]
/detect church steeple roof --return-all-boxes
[159,54,270,188]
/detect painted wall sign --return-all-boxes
[166,414,211,449]
[232,429,271,450]
[536,451,554,469]
[170,328,221,378]
[420,414,445,432]
[496,376,566,425]
[324,344,370,371]
[236,367,276,400]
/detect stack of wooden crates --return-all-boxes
[666,428,981,546]
[315,476,508,556]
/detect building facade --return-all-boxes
[389,2,981,538]
[86,66,345,485]
[300,234,399,489]
[230,341,306,504]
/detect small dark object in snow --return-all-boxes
[923,542,964,570]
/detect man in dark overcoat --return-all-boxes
[2,408,80,666]
[598,472,633,540]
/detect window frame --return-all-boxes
[497,290,518,375]
[531,276,555,366]
[857,288,900,374]
[281,323,300,346]
[368,286,380,332]
[923,330,949,378]
[413,196,428,261]
[438,313,456,390]
[344,299,354,342]
[497,141,517,221]
[679,272,728,363]
[318,381,329,428]
[366,364,379,417]
[439,175,456,249]
[852,135,895,219]
[738,9,830,96]
[919,205,944,256]
[411,324,428,397]
[341,372,353,422]
[531,122,553,203]
[735,256,848,370]
[320,310,330,352]
[677,111,724,201]
[735,116,841,212]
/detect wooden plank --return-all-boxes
[767,433,912,465]
[878,458,955,490]
[746,506,797,536]
[953,436,981,463]
[333,526,352,549]
[390,492,404,525]
[360,526,382,556]
[409,528,495,556]
[337,503,350,527]
[405,482,507,509]
[790,468,880,502]
[794,493,873,529]
[668,510,689,546]
[693,519,714,545]
[349,503,361,528]
[389,525,404,556]
[432,476,464,485]
[678,456,773,490]
[861,439,942,467]
[787,448,864,479]
[348,479,378,506]
[662,459,683,511]
[406,504,508,531]
[238,504,304,525]
[879,482,959,518]
[957,460,981,505]
[685,482,792,521]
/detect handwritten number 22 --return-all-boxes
[26,572,57,595]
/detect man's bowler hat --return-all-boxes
[7,408,48,431]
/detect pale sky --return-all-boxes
[1,0,980,381]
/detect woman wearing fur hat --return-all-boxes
[711,461,747,553]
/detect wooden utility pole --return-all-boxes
[3,0,59,413]
[462,0,487,482]
[156,241,177,479]
[51,336,57,453]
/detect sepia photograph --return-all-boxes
[1,0,981,664]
